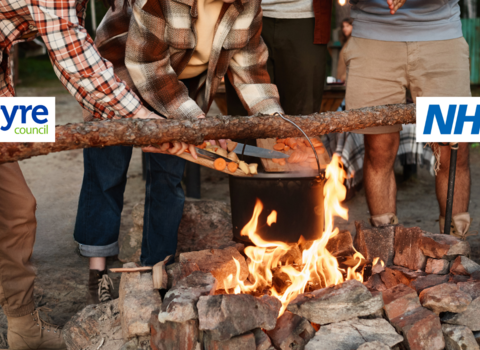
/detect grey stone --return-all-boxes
[393,226,427,271]
[425,258,450,274]
[390,307,445,350]
[166,262,200,289]
[357,341,391,350]
[354,221,395,266]
[451,256,480,276]
[442,297,480,331]
[419,232,470,260]
[382,284,421,321]
[305,318,402,350]
[442,324,480,350]
[180,246,248,290]
[253,328,272,350]
[266,311,315,350]
[287,280,384,325]
[158,271,217,323]
[118,270,162,340]
[458,281,480,300]
[204,331,257,350]
[198,294,281,341]
[63,300,123,350]
[419,283,471,314]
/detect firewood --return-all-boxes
[109,266,152,273]
[0,104,415,163]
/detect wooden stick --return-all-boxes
[0,104,415,163]
[109,266,152,273]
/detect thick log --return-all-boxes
[0,103,415,163]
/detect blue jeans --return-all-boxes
[74,146,186,266]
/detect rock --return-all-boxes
[425,258,450,274]
[266,311,315,350]
[380,267,413,289]
[393,226,427,271]
[198,294,281,341]
[450,274,471,283]
[410,274,450,293]
[180,246,248,290]
[166,262,200,289]
[287,280,384,325]
[63,300,123,350]
[450,256,480,276]
[419,232,470,260]
[389,266,426,280]
[253,329,273,350]
[419,283,471,314]
[118,270,162,340]
[177,200,235,256]
[364,273,387,292]
[472,271,480,281]
[442,297,480,331]
[305,318,403,350]
[442,324,480,350]
[391,307,444,350]
[458,281,480,300]
[326,230,356,258]
[474,331,480,346]
[150,310,200,350]
[357,341,391,350]
[204,331,257,350]
[354,221,396,266]
[158,271,217,323]
[382,284,421,321]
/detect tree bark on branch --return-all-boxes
[0,104,415,163]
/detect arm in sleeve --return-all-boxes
[30,0,142,119]
[124,0,204,119]
[226,7,284,116]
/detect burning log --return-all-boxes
[0,103,415,163]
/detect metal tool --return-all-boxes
[196,148,233,162]
[444,142,458,235]
[232,143,290,159]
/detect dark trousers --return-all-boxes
[226,17,327,116]
[74,147,186,266]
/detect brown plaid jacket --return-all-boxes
[96,0,283,119]
[0,0,141,119]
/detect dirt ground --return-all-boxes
[1,81,479,339]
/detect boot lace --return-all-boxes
[98,274,114,302]
[31,307,61,335]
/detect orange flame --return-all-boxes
[227,155,365,315]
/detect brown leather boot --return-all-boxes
[7,308,66,350]
[86,269,114,305]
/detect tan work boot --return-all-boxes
[439,212,476,240]
[370,213,399,227]
[7,307,66,350]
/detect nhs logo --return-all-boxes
[0,97,55,142]
[417,97,480,142]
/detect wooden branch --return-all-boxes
[0,104,415,163]
[109,266,152,273]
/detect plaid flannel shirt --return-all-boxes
[0,0,142,119]
[97,0,283,120]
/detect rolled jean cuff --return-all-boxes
[4,300,35,318]
[78,241,119,257]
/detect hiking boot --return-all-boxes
[370,213,399,227]
[439,212,476,240]
[7,307,66,350]
[86,269,114,305]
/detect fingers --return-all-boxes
[189,144,198,159]
[168,142,189,155]
[142,146,164,153]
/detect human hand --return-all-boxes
[133,106,165,120]
[208,139,228,150]
[142,142,198,159]
[387,0,406,14]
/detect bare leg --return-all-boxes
[435,143,470,216]
[363,132,400,216]
[89,257,106,271]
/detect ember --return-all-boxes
[225,155,367,314]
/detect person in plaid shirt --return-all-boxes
[0,0,197,347]
[73,0,284,305]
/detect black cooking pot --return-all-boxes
[229,172,325,244]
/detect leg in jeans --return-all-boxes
[141,153,186,266]
[0,162,36,317]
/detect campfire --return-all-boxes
[225,155,367,315]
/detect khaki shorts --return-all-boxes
[344,37,471,134]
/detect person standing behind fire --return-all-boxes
[345,0,472,237]
[0,0,192,348]
[74,0,284,306]
[336,18,353,83]
[225,0,333,117]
